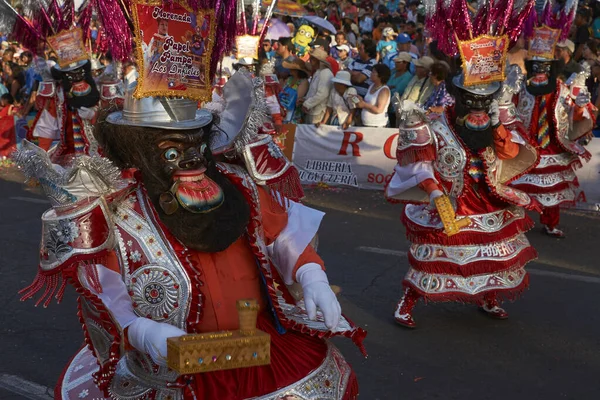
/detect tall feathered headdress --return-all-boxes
[0,0,248,79]
[521,0,577,60]
[424,0,536,57]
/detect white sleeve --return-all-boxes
[266,201,324,285]
[386,162,436,198]
[303,70,333,110]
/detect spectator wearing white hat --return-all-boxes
[401,55,434,105]
[555,39,582,81]
[334,44,354,70]
[317,70,358,129]
[376,27,399,62]
[302,47,334,124]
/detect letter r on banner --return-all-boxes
[339,131,364,156]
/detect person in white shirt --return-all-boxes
[317,70,358,129]
[355,64,392,127]
[407,1,419,23]
[359,9,374,34]
[301,48,334,124]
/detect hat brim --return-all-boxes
[282,60,310,73]
[106,109,213,130]
[331,78,353,86]
[452,75,500,95]
[413,62,432,69]
[309,54,331,66]
[54,59,89,72]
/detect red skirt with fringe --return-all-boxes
[401,202,536,304]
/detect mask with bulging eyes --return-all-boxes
[157,134,224,215]
[455,89,496,132]
[525,59,558,96]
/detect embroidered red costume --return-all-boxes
[16,70,364,400]
[386,104,539,325]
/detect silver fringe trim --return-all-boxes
[14,140,124,207]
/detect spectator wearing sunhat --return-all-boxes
[377,27,399,61]
[317,70,359,129]
[555,39,582,81]
[401,55,434,105]
[387,52,413,98]
[280,56,310,124]
[301,47,334,124]
[234,56,259,74]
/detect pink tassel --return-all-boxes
[79,3,94,43]
[94,0,133,61]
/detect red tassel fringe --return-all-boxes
[405,272,530,306]
[402,209,535,247]
[396,146,436,167]
[512,179,578,194]
[267,166,305,204]
[19,269,70,308]
[19,251,111,308]
[407,244,538,277]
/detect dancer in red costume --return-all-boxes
[16,70,364,400]
[510,2,595,238]
[386,0,540,328]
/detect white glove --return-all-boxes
[489,100,500,127]
[510,130,526,145]
[296,263,341,330]
[127,318,187,367]
[77,106,96,120]
[429,189,444,207]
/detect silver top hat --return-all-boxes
[106,81,213,130]
[452,73,500,96]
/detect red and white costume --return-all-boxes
[16,70,364,400]
[385,107,539,305]
[511,72,594,230]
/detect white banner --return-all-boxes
[292,124,600,207]
[292,124,399,190]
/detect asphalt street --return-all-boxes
[0,170,599,400]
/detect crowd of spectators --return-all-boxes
[249,0,456,129]
[243,0,600,130]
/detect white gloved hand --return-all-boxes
[489,100,500,127]
[429,189,444,207]
[296,263,341,330]
[77,106,96,120]
[127,318,187,367]
[509,130,527,145]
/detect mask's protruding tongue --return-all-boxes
[530,73,549,87]
[173,169,224,213]
[464,111,491,131]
